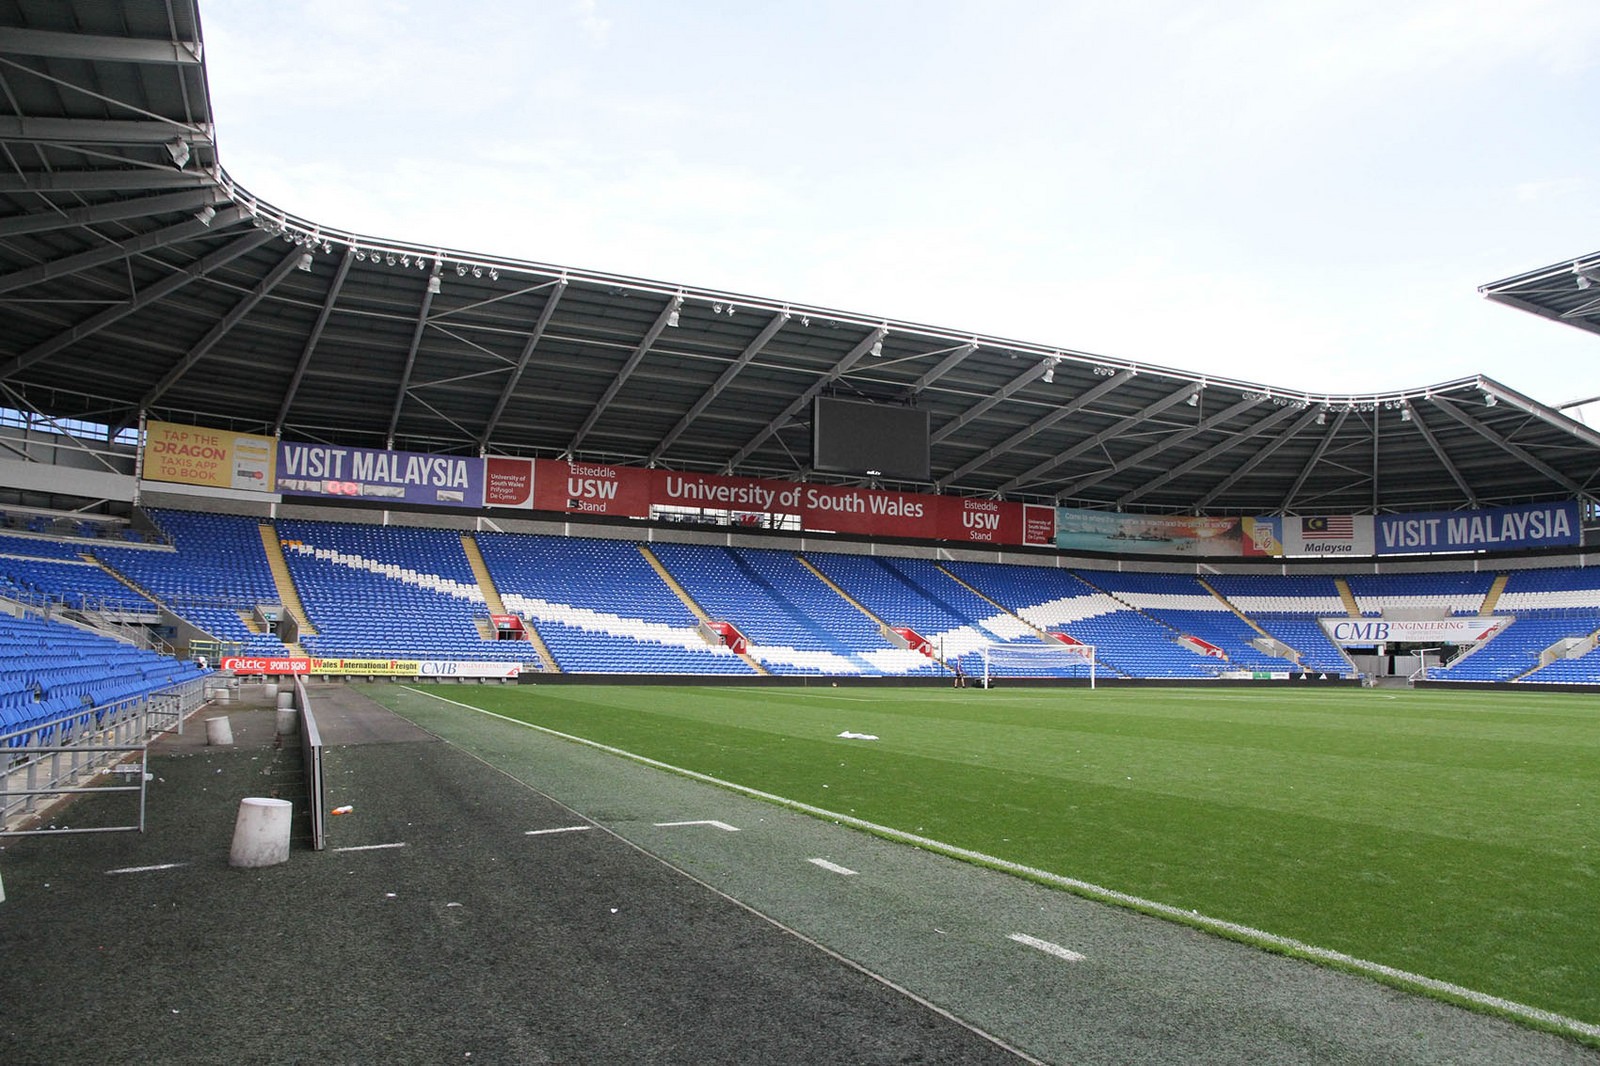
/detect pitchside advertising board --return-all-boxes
[140,427,1581,556]
[221,657,521,678]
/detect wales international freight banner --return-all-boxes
[277,442,485,508]
[308,658,522,678]
[144,421,275,490]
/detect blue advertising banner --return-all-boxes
[276,442,484,508]
[1375,501,1580,555]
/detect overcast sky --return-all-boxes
[199,0,1600,413]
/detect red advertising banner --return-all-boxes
[654,469,796,513]
[934,496,1022,545]
[798,483,935,538]
[1023,504,1056,546]
[484,456,535,508]
[221,656,312,675]
[532,458,652,517]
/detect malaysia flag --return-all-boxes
[1304,515,1354,538]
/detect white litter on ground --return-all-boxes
[836,731,879,740]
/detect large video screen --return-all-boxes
[813,397,930,481]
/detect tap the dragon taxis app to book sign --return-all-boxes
[143,421,275,490]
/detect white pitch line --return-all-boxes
[525,825,592,837]
[654,819,740,832]
[407,685,1600,1043]
[106,862,188,875]
[1009,932,1087,962]
[808,858,858,876]
[332,842,407,853]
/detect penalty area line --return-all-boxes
[106,862,188,875]
[1009,932,1085,962]
[332,842,407,853]
[402,684,1600,1044]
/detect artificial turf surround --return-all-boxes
[381,682,1600,1031]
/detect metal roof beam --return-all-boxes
[385,280,439,449]
[0,28,203,65]
[1478,378,1600,451]
[0,187,223,238]
[908,342,977,396]
[1118,402,1304,507]
[650,308,788,465]
[567,296,679,454]
[1405,406,1478,508]
[998,383,1198,494]
[935,369,1134,491]
[1427,396,1586,496]
[1057,394,1268,499]
[723,327,885,474]
[1281,408,1351,511]
[0,116,211,144]
[275,247,355,434]
[0,205,249,296]
[1195,405,1326,509]
[140,246,304,407]
[479,279,567,448]
[0,169,215,193]
[930,359,1050,445]
[0,227,273,381]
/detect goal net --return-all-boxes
[979,641,1097,689]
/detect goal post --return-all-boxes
[979,642,1097,689]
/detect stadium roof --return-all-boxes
[2,2,1598,520]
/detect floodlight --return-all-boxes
[166,137,190,168]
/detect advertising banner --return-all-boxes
[1375,502,1580,555]
[1023,504,1056,547]
[532,458,652,517]
[655,469,794,515]
[220,655,311,675]
[483,456,536,509]
[277,443,484,508]
[1053,507,1243,557]
[1322,617,1511,645]
[144,421,275,490]
[1241,516,1284,557]
[798,482,936,539]
[1287,514,1376,557]
[934,496,1023,545]
[308,658,522,678]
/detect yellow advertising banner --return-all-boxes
[310,658,422,676]
[143,420,275,490]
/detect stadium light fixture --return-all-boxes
[455,263,467,277]
[165,137,190,168]
[426,275,441,294]
[297,252,313,272]
[472,266,482,278]
[1484,392,1497,407]
[1042,363,1054,384]
[667,294,683,327]
[488,268,499,281]
[1400,405,1412,421]
[386,254,396,266]
[193,204,215,226]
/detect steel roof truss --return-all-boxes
[0,204,247,296]
[1057,394,1268,499]
[1194,404,1325,509]
[649,308,788,465]
[929,358,1050,446]
[1405,407,1479,508]
[0,186,222,238]
[1118,401,1304,507]
[936,369,1135,491]
[1427,396,1586,497]
[274,246,354,434]
[1280,408,1352,512]
[479,279,566,448]
[384,283,438,448]
[0,226,272,381]
[566,295,678,454]
[139,244,302,407]
[723,326,885,474]
[998,383,1199,494]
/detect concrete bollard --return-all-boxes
[275,706,298,736]
[229,797,293,868]
[206,716,233,745]
[263,682,279,700]
[276,690,295,710]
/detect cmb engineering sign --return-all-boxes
[1322,618,1510,646]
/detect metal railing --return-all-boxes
[0,676,209,835]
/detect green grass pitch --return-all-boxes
[394,682,1600,1027]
